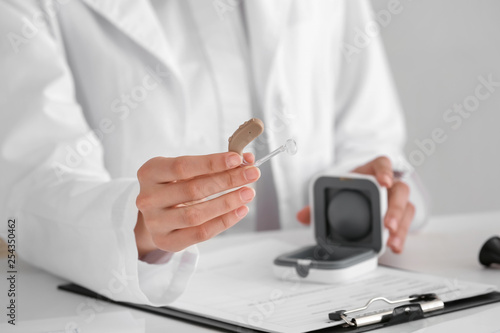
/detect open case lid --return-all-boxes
[312,174,385,254]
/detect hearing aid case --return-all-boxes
[274,174,388,283]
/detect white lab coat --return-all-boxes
[0,0,411,306]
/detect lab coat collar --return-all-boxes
[81,0,179,74]
[80,0,292,108]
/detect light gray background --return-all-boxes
[371,0,500,216]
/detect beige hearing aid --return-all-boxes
[228,118,264,155]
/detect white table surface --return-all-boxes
[1,211,499,332]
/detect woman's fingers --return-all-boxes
[243,152,255,164]
[384,181,410,233]
[336,156,415,254]
[353,156,394,188]
[162,187,255,229]
[388,202,415,253]
[296,206,311,225]
[137,152,243,184]
[137,166,260,209]
[154,205,250,252]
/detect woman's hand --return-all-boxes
[135,152,260,256]
[296,156,415,253]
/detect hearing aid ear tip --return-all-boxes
[285,139,298,155]
[479,236,500,267]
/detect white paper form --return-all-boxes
[169,240,496,333]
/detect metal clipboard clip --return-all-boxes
[328,293,444,328]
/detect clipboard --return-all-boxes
[319,291,500,332]
[58,283,265,333]
[58,283,500,333]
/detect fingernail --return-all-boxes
[236,206,249,218]
[390,237,402,251]
[387,218,398,232]
[383,174,393,187]
[240,188,255,202]
[227,154,242,168]
[244,167,260,181]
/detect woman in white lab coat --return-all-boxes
[0,0,418,306]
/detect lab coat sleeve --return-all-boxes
[0,1,197,306]
[332,0,428,228]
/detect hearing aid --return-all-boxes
[228,118,264,155]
